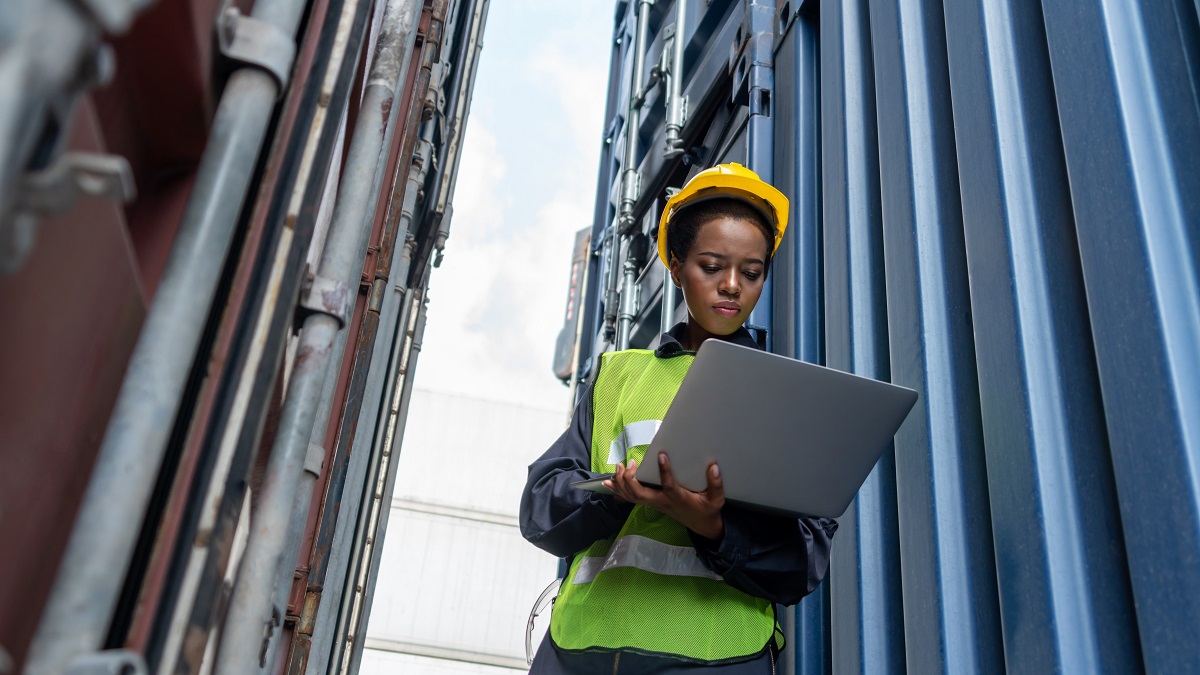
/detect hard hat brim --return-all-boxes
[656,170,790,267]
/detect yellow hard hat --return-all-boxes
[656,162,789,267]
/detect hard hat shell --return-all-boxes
[656,162,790,267]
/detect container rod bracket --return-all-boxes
[296,274,353,329]
[217,7,297,94]
[304,442,325,478]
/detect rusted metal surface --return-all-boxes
[1,0,483,667]
[376,1,439,282]
[214,0,428,667]
[299,275,356,328]
[166,0,378,663]
[311,309,382,579]
[282,2,449,673]
[4,0,225,660]
[116,0,340,662]
[370,3,433,280]
[0,99,145,672]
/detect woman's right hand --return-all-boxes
[604,452,726,541]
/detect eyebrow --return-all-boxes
[696,251,766,265]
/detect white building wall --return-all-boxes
[364,389,564,673]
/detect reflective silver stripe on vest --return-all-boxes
[607,420,662,464]
[573,535,723,584]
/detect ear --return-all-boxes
[668,257,683,288]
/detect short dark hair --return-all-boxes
[665,197,775,269]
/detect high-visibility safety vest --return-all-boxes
[550,349,779,663]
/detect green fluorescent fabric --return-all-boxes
[550,349,775,663]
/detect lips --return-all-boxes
[713,302,741,317]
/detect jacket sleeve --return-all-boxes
[689,508,838,606]
[520,374,635,558]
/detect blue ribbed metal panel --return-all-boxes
[1038,2,1200,672]
[774,7,829,674]
[941,1,1140,671]
[580,0,1200,671]
[746,0,779,345]
[867,1,1004,672]
[819,1,907,672]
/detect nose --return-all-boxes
[719,269,740,296]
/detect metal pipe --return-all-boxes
[299,63,442,671]
[744,0,775,348]
[305,287,415,675]
[336,285,425,675]
[613,7,656,351]
[249,138,349,675]
[660,269,677,334]
[569,234,593,403]
[617,0,653,233]
[23,0,306,671]
[288,30,439,672]
[337,0,486,652]
[617,250,642,349]
[282,18,433,669]
[151,2,371,669]
[663,0,688,158]
[604,0,652,343]
[432,0,491,265]
[300,127,439,675]
[600,222,621,343]
[213,1,422,671]
[264,1,423,655]
[433,0,482,214]
[618,232,651,348]
[343,288,429,675]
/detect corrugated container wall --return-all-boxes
[572,0,1200,672]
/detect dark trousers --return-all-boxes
[528,634,776,674]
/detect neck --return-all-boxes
[679,317,720,352]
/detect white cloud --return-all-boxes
[410,1,612,414]
[529,41,608,163]
[415,117,578,409]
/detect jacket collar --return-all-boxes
[654,321,761,358]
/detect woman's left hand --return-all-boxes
[604,452,725,541]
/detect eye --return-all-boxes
[701,265,722,274]
[743,269,762,280]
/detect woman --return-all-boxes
[520,163,837,673]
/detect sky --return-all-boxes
[412,0,615,414]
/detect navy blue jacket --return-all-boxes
[520,324,837,607]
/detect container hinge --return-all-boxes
[16,151,135,216]
[2,151,136,274]
[64,649,148,675]
[297,274,352,329]
[216,7,297,94]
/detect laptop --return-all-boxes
[573,339,918,518]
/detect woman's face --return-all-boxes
[669,216,769,345]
